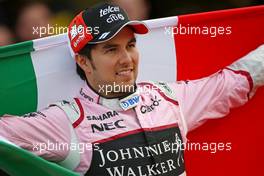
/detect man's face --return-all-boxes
[85,27,139,97]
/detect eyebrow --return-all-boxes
[102,37,137,50]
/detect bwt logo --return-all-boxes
[120,95,139,110]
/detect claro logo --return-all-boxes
[140,96,161,114]
[91,119,126,133]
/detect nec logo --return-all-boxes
[91,119,126,133]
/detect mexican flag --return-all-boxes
[0,5,264,176]
[0,16,177,116]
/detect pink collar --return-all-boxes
[78,83,140,111]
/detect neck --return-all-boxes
[86,81,137,99]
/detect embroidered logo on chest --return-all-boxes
[140,96,161,114]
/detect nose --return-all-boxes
[118,49,133,65]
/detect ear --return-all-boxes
[75,55,93,74]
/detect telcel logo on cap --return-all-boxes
[99,6,120,17]
[107,13,125,23]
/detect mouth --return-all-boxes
[116,69,133,76]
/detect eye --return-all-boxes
[105,47,116,53]
[128,43,136,48]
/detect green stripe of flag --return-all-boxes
[0,41,38,116]
[0,141,79,176]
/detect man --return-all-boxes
[0,2,264,176]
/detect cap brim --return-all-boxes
[89,20,149,44]
[127,21,149,34]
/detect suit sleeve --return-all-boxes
[0,106,72,162]
[170,44,264,132]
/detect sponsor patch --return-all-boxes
[22,111,46,118]
[119,93,140,111]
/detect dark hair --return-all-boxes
[76,44,95,80]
